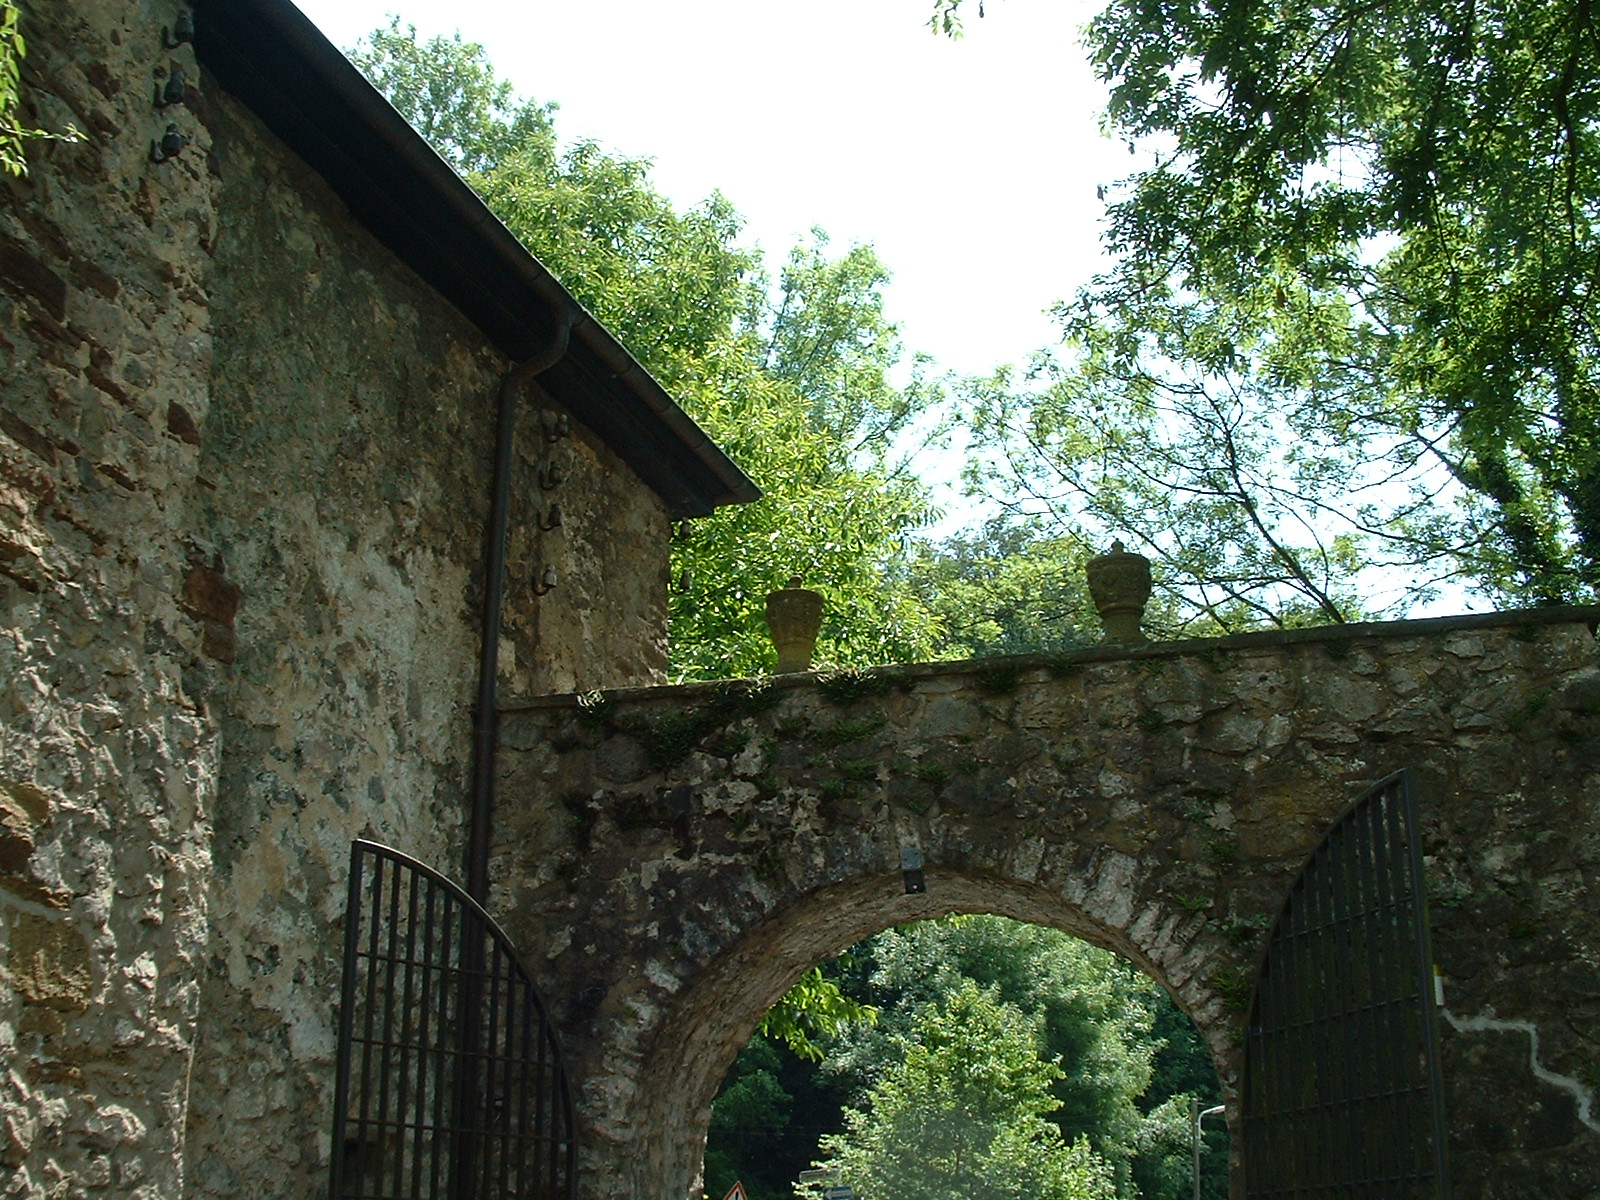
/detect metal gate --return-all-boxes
[1243,770,1448,1199]
[329,840,577,1200]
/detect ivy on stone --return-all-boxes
[1,1,81,176]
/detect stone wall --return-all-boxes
[5,7,1597,1200]
[490,611,1600,1200]
[184,82,673,1199]
[1,3,218,1195]
[0,3,675,1196]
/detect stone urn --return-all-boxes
[1085,540,1151,643]
[765,575,823,673]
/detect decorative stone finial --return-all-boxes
[765,575,823,673]
[1084,539,1151,643]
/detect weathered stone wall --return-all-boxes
[1,3,676,1196]
[179,86,497,1198]
[183,81,672,1199]
[1,2,218,1195]
[491,611,1600,1200]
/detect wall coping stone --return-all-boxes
[500,604,1600,712]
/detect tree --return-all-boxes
[827,917,1189,1196]
[709,918,1223,1200]
[352,23,947,678]
[350,19,557,177]
[706,1030,864,1200]
[961,337,1404,633]
[350,18,755,388]
[756,966,877,1064]
[667,235,949,678]
[927,0,1001,37]
[935,0,1600,611]
[811,980,1118,1200]
[910,518,1098,656]
[1132,1006,1228,1200]
[705,1037,798,1200]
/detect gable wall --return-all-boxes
[0,3,674,1196]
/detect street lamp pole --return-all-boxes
[1192,1101,1225,1200]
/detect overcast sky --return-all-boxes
[290,0,1128,379]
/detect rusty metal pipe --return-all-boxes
[455,311,573,1198]
[466,311,573,904]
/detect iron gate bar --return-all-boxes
[1403,775,1450,1191]
[1352,797,1389,1180]
[1242,770,1448,1199]
[330,840,578,1200]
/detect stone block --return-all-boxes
[6,913,92,1013]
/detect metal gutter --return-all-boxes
[193,0,759,518]
[466,315,574,905]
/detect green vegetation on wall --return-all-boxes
[2,1,80,175]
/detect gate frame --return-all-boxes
[1241,769,1449,1198]
[328,839,579,1200]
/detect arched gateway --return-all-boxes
[486,608,1600,1200]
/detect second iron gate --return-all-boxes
[1243,770,1449,1199]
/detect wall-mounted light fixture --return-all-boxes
[900,844,926,895]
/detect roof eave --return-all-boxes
[193,0,760,518]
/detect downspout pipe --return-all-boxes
[466,310,573,905]
[455,316,571,1196]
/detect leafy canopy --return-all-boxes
[352,22,947,677]
[710,917,1225,1200]
[757,966,877,1064]
[937,0,1600,613]
[1087,0,1600,604]
[826,917,1200,1196]
[909,518,1098,656]
[811,979,1118,1200]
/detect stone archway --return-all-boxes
[624,873,1232,1200]
[489,608,1600,1200]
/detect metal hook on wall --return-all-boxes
[162,10,194,49]
[540,409,570,443]
[150,123,187,163]
[537,461,563,490]
[532,565,558,596]
[156,65,188,109]
[537,504,563,532]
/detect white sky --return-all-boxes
[289,0,1127,379]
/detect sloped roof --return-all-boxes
[194,0,759,518]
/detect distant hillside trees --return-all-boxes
[707,917,1226,1200]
